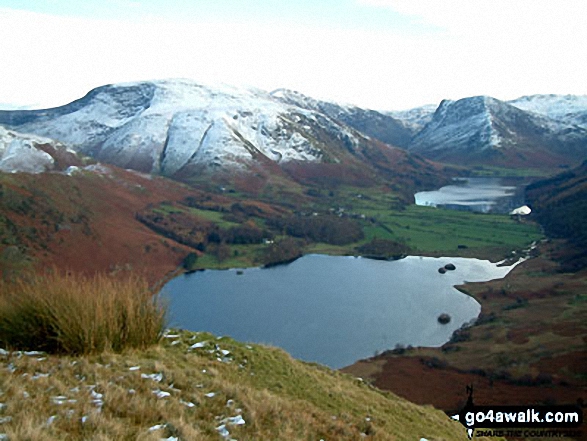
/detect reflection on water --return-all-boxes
[163,254,518,368]
[415,177,528,213]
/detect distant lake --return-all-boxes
[415,177,528,213]
[163,255,517,368]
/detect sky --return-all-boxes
[1,0,586,111]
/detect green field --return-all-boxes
[360,205,542,255]
[467,165,554,177]
[153,203,239,228]
[184,206,240,228]
[193,243,267,269]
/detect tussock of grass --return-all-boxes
[0,272,165,354]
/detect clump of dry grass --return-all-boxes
[0,272,165,354]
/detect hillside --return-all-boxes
[0,165,195,284]
[526,161,587,269]
[0,329,488,440]
[270,88,415,147]
[1,163,543,286]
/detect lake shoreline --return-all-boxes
[342,239,585,413]
[415,176,531,214]
[166,243,526,280]
[162,253,523,369]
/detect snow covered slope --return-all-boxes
[4,80,584,176]
[385,104,438,131]
[0,125,80,173]
[408,96,587,167]
[410,96,503,154]
[0,80,373,176]
[270,89,414,147]
[509,94,587,128]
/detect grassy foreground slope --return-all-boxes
[0,330,491,441]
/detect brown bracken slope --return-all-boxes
[0,166,201,284]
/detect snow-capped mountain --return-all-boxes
[2,80,586,177]
[508,94,587,129]
[270,89,414,147]
[1,80,336,175]
[385,104,437,132]
[406,96,587,167]
[0,125,80,173]
[0,80,444,192]
[410,96,508,154]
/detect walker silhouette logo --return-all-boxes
[451,385,583,439]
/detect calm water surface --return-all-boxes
[163,255,517,368]
[415,177,528,213]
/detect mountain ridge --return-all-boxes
[270,88,415,147]
[508,93,587,128]
[1,81,587,178]
[0,80,447,198]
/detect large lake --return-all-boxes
[415,177,528,213]
[163,254,517,368]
